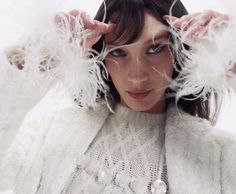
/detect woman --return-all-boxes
[0,0,235,193]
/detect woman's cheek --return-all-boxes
[105,58,125,78]
[106,61,117,78]
[148,56,171,69]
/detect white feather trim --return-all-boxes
[0,0,109,172]
[0,0,109,108]
[168,7,236,100]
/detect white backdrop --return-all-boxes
[57,0,226,16]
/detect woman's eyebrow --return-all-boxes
[105,30,169,47]
[145,30,169,44]
[105,43,127,48]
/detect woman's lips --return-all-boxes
[127,90,152,100]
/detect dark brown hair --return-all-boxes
[92,0,220,122]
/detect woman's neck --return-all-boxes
[119,99,167,114]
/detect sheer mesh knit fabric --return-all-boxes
[64,104,168,194]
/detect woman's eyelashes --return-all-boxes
[109,48,126,57]
[107,43,168,57]
[146,44,167,55]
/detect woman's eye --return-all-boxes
[109,49,126,57]
[147,44,166,54]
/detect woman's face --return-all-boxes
[104,12,174,113]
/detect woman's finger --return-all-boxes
[68,10,116,34]
[69,9,95,29]
[167,10,230,42]
[92,20,116,34]
[55,9,116,49]
[183,25,208,40]
[197,10,219,26]
[208,14,229,30]
[171,13,201,29]
[54,12,68,29]
[186,11,229,39]
[163,15,178,22]
[83,22,116,49]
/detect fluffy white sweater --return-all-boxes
[64,104,167,194]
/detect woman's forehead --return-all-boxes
[105,11,169,46]
[141,12,169,38]
[105,13,169,46]
[105,30,169,48]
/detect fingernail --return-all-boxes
[163,15,179,23]
[90,20,95,25]
[109,23,116,28]
[163,15,169,20]
[172,20,178,25]
[105,24,116,33]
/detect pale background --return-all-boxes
[59,0,226,16]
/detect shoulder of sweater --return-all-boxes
[166,103,212,130]
[1,89,110,166]
[23,88,110,130]
[166,103,236,148]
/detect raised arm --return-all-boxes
[165,10,236,191]
[0,10,115,192]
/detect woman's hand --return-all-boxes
[6,10,115,70]
[163,10,229,40]
[55,9,116,49]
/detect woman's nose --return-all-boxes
[127,58,148,84]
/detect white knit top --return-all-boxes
[64,104,168,194]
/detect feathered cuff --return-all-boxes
[169,15,236,100]
[3,12,109,109]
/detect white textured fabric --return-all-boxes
[64,104,167,194]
